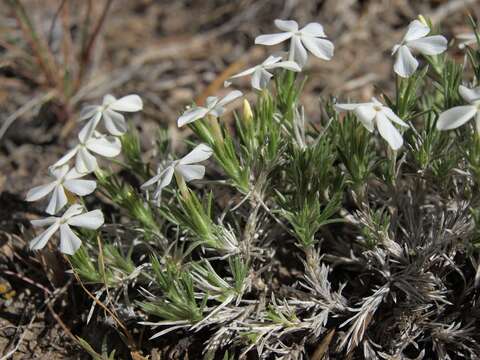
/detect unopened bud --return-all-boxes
[418,15,428,27]
[243,99,253,125]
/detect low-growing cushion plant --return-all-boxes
[25,15,480,359]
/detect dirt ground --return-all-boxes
[1,0,480,358]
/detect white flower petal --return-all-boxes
[230,66,257,79]
[267,60,302,72]
[290,35,308,68]
[251,68,272,90]
[109,94,143,112]
[50,164,69,179]
[355,105,376,132]
[274,19,298,32]
[436,105,477,130]
[371,97,383,106]
[76,147,98,173]
[103,94,116,106]
[46,185,68,215]
[86,136,121,158]
[31,217,57,227]
[301,36,334,61]
[177,107,209,127]
[407,35,447,55]
[79,105,100,121]
[142,166,175,193]
[179,144,213,165]
[459,85,480,104]
[30,222,60,251]
[205,96,219,109]
[376,112,404,150]
[394,45,418,78]
[26,182,56,202]
[335,103,361,111]
[382,107,408,127]
[53,147,79,168]
[141,172,161,189]
[262,55,283,66]
[255,32,292,46]
[217,90,243,108]
[301,22,326,37]
[63,179,96,196]
[68,209,104,229]
[62,204,84,219]
[59,224,82,255]
[103,109,127,136]
[209,108,225,118]
[175,164,205,182]
[64,167,86,180]
[403,20,430,42]
[158,166,175,191]
[391,44,401,55]
[78,112,102,143]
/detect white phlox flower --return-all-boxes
[30,204,104,255]
[53,131,121,174]
[255,19,334,68]
[437,85,480,132]
[392,19,448,78]
[228,55,301,90]
[142,143,213,198]
[79,94,143,141]
[335,97,408,150]
[177,91,242,127]
[26,165,96,215]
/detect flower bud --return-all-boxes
[418,15,428,27]
[243,99,253,126]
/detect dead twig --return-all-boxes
[0,314,37,360]
[76,0,114,90]
[0,89,56,141]
[65,256,140,353]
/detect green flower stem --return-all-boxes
[208,115,224,144]
[389,148,397,187]
[175,171,190,200]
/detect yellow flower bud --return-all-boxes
[418,15,428,27]
[243,99,253,125]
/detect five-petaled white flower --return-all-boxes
[79,94,143,141]
[255,19,334,68]
[177,91,242,127]
[26,165,96,215]
[228,55,301,90]
[392,20,448,78]
[437,85,480,132]
[336,98,408,150]
[30,204,104,255]
[53,131,121,174]
[142,143,213,198]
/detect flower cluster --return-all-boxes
[21,12,480,359]
[27,16,464,255]
[26,94,143,254]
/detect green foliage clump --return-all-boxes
[57,15,480,360]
